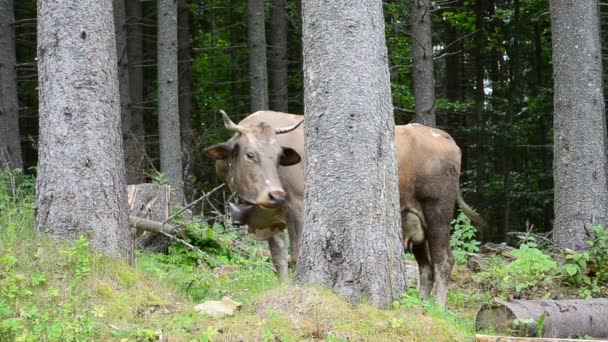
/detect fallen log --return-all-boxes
[476,299,608,339]
[476,334,602,342]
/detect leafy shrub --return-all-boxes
[561,225,608,297]
[450,211,481,265]
[475,237,557,297]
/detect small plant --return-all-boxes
[61,235,92,278]
[199,326,220,342]
[561,225,608,297]
[451,211,481,265]
[153,172,168,185]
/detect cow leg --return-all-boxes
[412,242,434,301]
[267,231,288,281]
[285,199,303,267]
[423,202,455,307]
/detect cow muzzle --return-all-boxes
[256,189,287,208]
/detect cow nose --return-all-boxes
[268,190,286,204]
[257,189,286,207]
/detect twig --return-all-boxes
[163,184,225,224]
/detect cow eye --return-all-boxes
[246,152,255,160]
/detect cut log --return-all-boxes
[476,334,603,342]
[480,242,515,258]
[468,252,486,272]
[476,299,608,339]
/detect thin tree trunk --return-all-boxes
[551,0,608,251]
[248,0,268,112]
[0,0,23,170]
[178,0,194,200]
[410,0,436,126]
[295,0,407,308]
[444,14,462,103]
[114,0,137,184]
[229,0,241,115]
[158,0,185,204]
[36,0,132,260]
[125,0,146,183]
[473,0,486,229]
[502,0,519,242]
[269,0,288,112]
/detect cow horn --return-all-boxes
[274,119,303,135]
[220,110,245,133]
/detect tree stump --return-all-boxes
[127,183,173,252]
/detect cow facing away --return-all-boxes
[206,111,486,306]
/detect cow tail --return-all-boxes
[456,188,488,241]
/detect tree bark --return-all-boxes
[178,0,194,199]
[295,0,407,308]
[158,0,185,204]
[550,0,608,251]
[114,0,138,184]
[410,0,436,126]
[476,299,608,338]
[125,0,146,183]
[248,0,269,112]
[269,0,288,112]
[0,0,23,170]
[36,0,132,260]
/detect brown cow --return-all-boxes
[206,110,486,306]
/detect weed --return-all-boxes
[451,211,481,265]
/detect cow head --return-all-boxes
[206,111,302,212]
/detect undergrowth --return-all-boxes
[0,170,482,341]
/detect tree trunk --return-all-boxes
[158,0,185,204]
[476,299,608,338]
[125,0,146,183]
[229,0,242,115]
[178,0,194,200]
[444,14,462,103]
[248,0,268,112]
[114,0,138,184]
[0,0,23,170]
[473,0,486,229]
[295,0,407,308]
[269,0,288,112]
[36,0,132,260]
[410,0,436,126]
[551,0,608,251]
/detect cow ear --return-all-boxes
[206,142,236,160]
[280,147,301,166]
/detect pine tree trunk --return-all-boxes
[269,0,288,112]
[248,0,268,112]
[444,15,462,103]
[295,0,407,308]
[178,0,194,199]
[473,0,486,228]
[551,0,608,251]
[158,0,184,204]
[114,0,138,184]
[36,0,132,260]
[125,0,146,183]
[0,0,23,170]
[410,0,436,126]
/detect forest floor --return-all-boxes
[1,174,604,341]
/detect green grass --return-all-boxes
[0,171,481,341]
